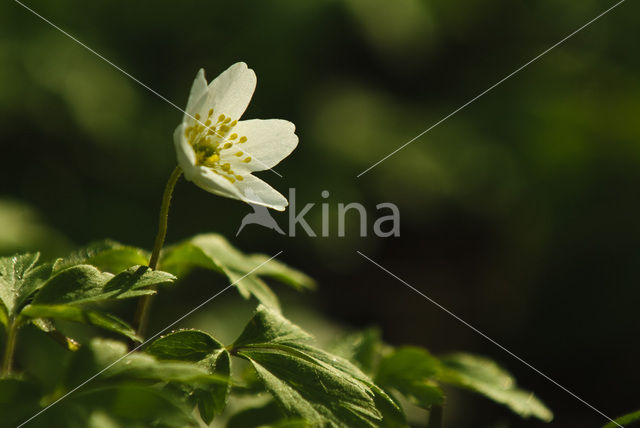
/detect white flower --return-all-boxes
[174,62,298,211]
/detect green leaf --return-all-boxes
[0,253,54,319]
[145,329,225,362]
[370,384,408,428]
[33,264,113,305]
[330,328,383,375]
[233,305,313,349]
[233,305,384,427]
[227,400,288,428]
[437,353,553,422]
[34,265,174,305]
[55,239,150,273]
[222,266,280,311]
[602,409,640,428]
[64,338,228,426]
[159,234,314,310]
[65,338,226,388]
[375,347,444,409]
[160,234,250,274]
[74,385,198,427]
[0,302,7,329]
[244,254,315,291]
[146,329,232,423]
[101,265,175,300]
[21,304,141,342]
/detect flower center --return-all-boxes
[184,108,251,183]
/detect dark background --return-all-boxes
[1,1,638,427]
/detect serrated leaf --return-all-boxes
[184,234,254,270]
[375,347,444,409]
[34,265,174,305]
[191,235,313,291]
[146,329,232,423]
[157,242,219,277]
[33,264,113,305]
[159,234,313,310]
[233,305,384,427]
[437,353,553,422]
[100,265,175,300]
[21,304,141,342]
[241,352,380,427]
[65,338,226,389]
[55,239,150,273]
[145,329,225,362]
[0,253,54,320]
[602,409,640,428]
[233,305,313,348]
[160,240,280,309]
[370,384,408,428]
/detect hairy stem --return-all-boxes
[2,320,18,376]
[133,166,182,338]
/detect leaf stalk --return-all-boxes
[2,319,18,376]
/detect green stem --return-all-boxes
[427,404,443,428]
[133,166,182,338]
[2,320,18,376]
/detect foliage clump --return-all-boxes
[1,235,553,427]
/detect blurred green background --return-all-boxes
[1,0,639,426]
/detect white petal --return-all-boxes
[184,69,208,119]
[191,167,244,200]
[173,123,198,181]
[186,62,256,124]
[233,174,288,211]
[220,119,298,173]
[191,168,288,211]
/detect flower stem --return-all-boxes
[2,320,18,377]
[133,166,182,338]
